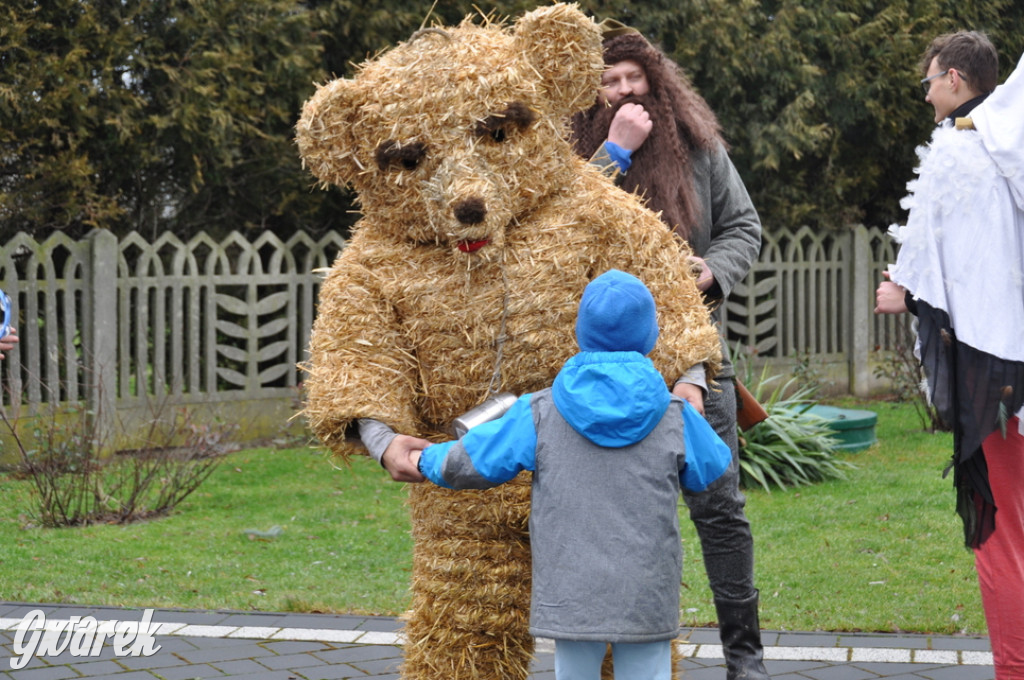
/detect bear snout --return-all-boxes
[453,197,487,225]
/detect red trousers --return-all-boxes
[974,417,1024,680]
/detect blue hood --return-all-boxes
[576,269,659,355]
[552,351,671,447]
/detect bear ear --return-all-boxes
[512,4,604,119]
[296,78,363,189]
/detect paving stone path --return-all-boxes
[0,602,994,680]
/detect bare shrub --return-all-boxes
[2,400,233,527]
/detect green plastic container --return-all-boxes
[807,405,878,453]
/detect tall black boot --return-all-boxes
[714,591,770,680]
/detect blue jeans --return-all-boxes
[553,639,671,680]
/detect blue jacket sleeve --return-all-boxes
[679,401,732,492]
[418,395,538,490]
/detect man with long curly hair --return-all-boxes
[570,22,768,680]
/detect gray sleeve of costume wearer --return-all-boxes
[698,144,762,300]
[357,418,396,464]
[674,363,708,393]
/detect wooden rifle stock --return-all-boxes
[735,379,769,431]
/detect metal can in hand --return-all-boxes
[451,392,518,438]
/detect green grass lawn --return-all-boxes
[682,398,982,634]
[0,399,984,634]
[0,448,414,616]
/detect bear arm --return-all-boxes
[646,234,723,381]
[303,254,421,460]
[581,201,722,381]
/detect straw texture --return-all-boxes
[298,4,719,678]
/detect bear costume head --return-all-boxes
[298,5,603,256]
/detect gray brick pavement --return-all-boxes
[0,602,995,679]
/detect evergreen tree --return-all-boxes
[2,0,1021,239]
[1,0,335,241]
[647,0,1024,230]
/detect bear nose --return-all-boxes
[453,197,487,225]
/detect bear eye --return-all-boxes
[474,101,537,143]
[375,140,427,171]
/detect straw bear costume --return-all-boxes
[297,5,721,679]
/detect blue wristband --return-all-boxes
[604,141,633,172]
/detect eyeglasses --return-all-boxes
[920,69,949,95]
[921,69,966,95]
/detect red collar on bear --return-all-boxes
[456,239,490,253]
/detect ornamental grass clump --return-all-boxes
[738,366,855,492]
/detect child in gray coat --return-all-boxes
[411,269,731,680]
